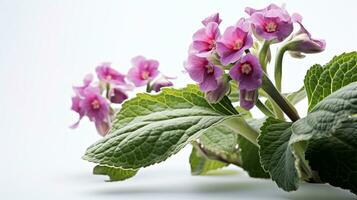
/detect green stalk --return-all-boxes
[259,40,271,73]
[274,46,287,92]
[261,73,300,122]
[146,81,152,93]
[223,117,259,147]
[293,142,314,181]
[256,99,275,117]
[191,141,242,166]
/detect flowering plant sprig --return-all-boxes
[73,3,357,196]
[70,57,173,136]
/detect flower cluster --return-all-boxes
[70,57,173,136]
[185,4,325,110]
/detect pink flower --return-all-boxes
[185,54,223,92]
[246,4,300,42]
[229,54,262,110]
[81,87,110,122]
[202,13,222,26]
[192,22,221,57]
[286,22,326,58]
[70,85,111,136]
[229,54,262,91]
[81,86,111,136]
[152,76,174,92]
[216,18,253,65]
[205,75,230,103]
[70,95,85,129]
[127,56,160,87]
[96,63,126,85]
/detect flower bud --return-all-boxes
[205,75,230,103]
[285,22,326,57]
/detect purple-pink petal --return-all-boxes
[96,63,126,85]
[192,22,220,57]
[229,54,262,91]
[152,76,174,92]
[127,56,160,87]
[246,4,297,42]
[202,13,222,26]
[73,73,93,97]
[240,89,258,110]
[95,120,110,136]
[185,54,223,92]
[109,87,129,104]
[216,22,253,65]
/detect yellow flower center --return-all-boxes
[91,99,100,110]
[206,64,214,74]
[241,63,252,75]
[265,22,277,33]
[141,71,150,80]
[233,40,243,50]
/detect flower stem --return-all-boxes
[274,46,287,92]
[191,141,242,166]
[293,142,314,181]
[261,73,300,122]
[256,99,275,117]
[146,81,152,93]
[259,40,271,73]
[105,83,110,99]
[223,117,259,147]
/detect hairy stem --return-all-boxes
[146,81,152,93]
[223,117,259,147]
[274,46,287,92]
[256,99,275,117]
[261,74,300,122]
[191,141,242,166]
[259,40,271,73]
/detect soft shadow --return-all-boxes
[280,183,356,200]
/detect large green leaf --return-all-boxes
[304,52,357,111]
[93,165,138,182]
[189,147,228,175]
[83,85,237,169]
[259,82,357,193]
[258,118,298,190]
[292,82,357,194]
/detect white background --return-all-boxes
[0,0,356,199]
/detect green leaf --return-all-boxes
[189,147,228,175]
[259,82,357,194]
[93,165,138,181]
[292,82,357,194]
[228,81,239,102]
[83,85,237,169]
[304,52,357,111]
[258,118,298,191]
[239,118,270,178]
[197,117,268,178]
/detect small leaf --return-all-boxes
[189,147,228,175]
[83,85,238,169]
[304,52,357,111]
[93,165,138,182]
